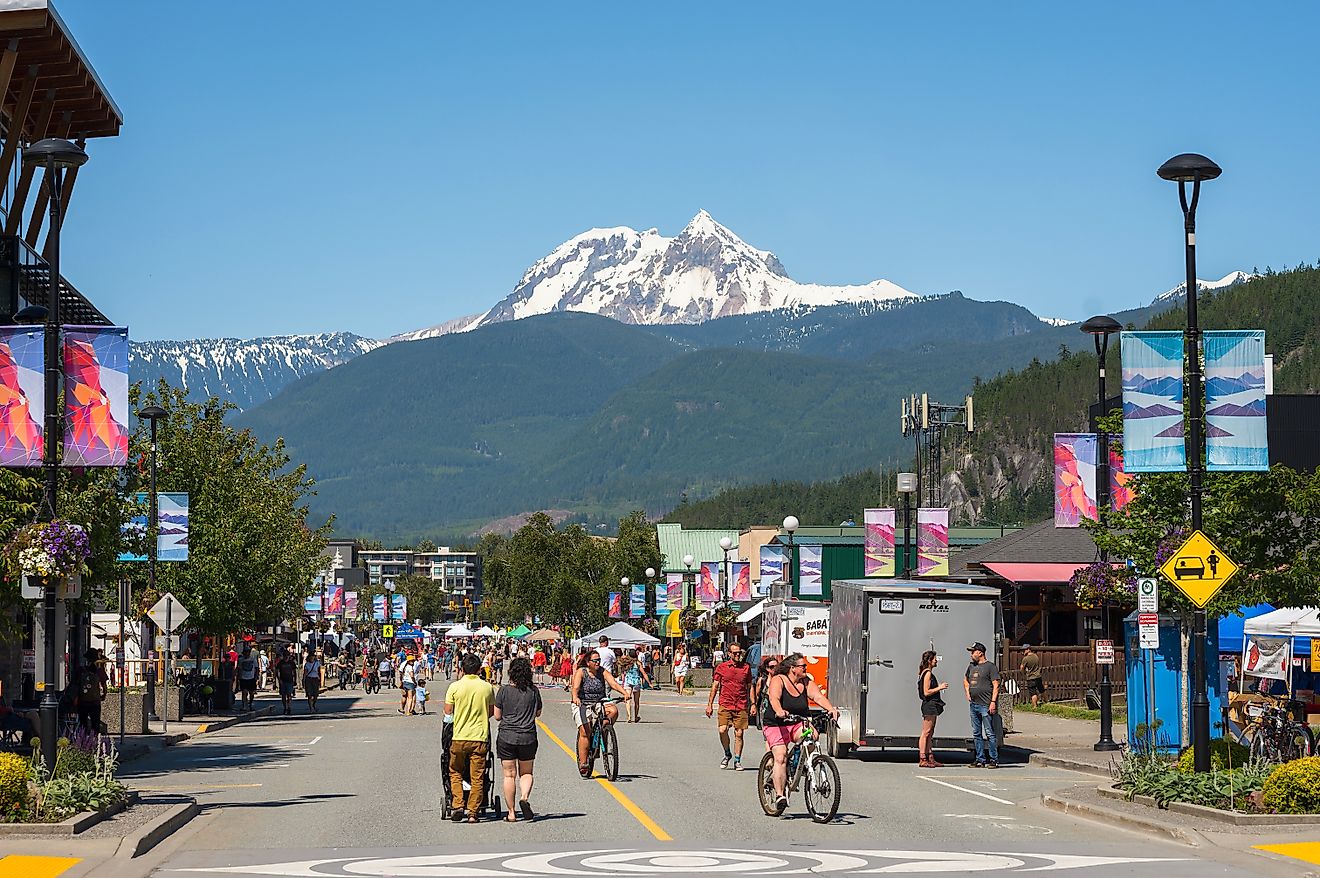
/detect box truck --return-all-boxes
[762,598,831,694]
[825,579,1002,757]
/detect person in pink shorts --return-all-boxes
[762,652,839,812]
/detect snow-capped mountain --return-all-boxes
[390,313,484,343]
[1154,270,1254,303]
[468,210,918,329]
[130,332,385,411]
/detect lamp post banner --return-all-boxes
[758,546,784,595]
[1204,330,1269,471]
[664,573,684,611]
[629,584,646,618]
[344,591,358,619]
[304,590,325,614]
[697,562,720,608]
[607,592,622,619]
[1120,331,1187,472]
[797,545,823,596]
[1110,446,1135,512]
[325,585,344,614]
[864,508,896,576]
[1054,434,1098,527]
[729,561,751,601]
[0,326,44,466]
[916,508,950,576]
[62,326,129,467]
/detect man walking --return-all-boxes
[274,644,298,715]
[706,642,753,770]
[596,636,616,675]
[445,653,495,823]
[235,643,259,712]
[1019,644,1044,708]
[964,642,1000,768]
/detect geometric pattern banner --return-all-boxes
[697,562,720,609]
[729,561,751,602]
[1120,331,1186,472]
[797,545,823,596]
[758,545,785,593]
[157,492,189,561]
[864,508,896,576]
[373,594,407,622]
[62,326,129,466]
[1204,330,1269,471]
[345,591,359,619]
[629,583,647,618]
[1110,446,1135,513]
[325,585,344,614]
[1054,433,1098,527]
[608,592,623,619]
[916,508,949,576]
[664,573,684,611]
[0,326,44,466]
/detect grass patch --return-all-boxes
[1016,700,1127,724]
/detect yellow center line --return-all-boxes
[0,855,82,878]
[1254,842,1320,865]
[536,719,672,841]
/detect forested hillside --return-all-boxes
[662,470,892,529]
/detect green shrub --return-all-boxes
[1115,749,1272,809]
[1177,738,1251,773]
[1261,757,1320,814]
[52,742,95,780]
[0,752,30,819]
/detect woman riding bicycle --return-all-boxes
[763,652,839,812]
[570,648,628,777]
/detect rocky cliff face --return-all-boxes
[940,443,1051,523]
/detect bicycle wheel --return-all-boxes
[757,751,785,816]
[1286,723,1314,761]
[601,724,620,781]
[1248,729,1271,763]
[803,753,842,824]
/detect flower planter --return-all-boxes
[1099,783,1320,825]
[101,691,149,735]
[0,790,137,836]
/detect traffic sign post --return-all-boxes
[1158,530,1239,608]
[1138,613,1160,649]
[1095,640,1115,665]
[146,593,189,734]
[1137,577,1159,613]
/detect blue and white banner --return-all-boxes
[629,583,647,618]
[1121,331,1186,472]
[1205,330,1268,471]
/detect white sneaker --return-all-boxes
[719,755,731,769]
[733,759,744,771]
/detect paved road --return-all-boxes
[114,681,1303,877]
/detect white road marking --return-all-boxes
[944,813,1015,819]
[919,776,1015,805]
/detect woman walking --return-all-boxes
[624,648,649,722]
[673,647,689,696]
[917,649,948,767]
[302,648,325,713]
[495,657,542,822]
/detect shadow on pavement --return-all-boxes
[200,793,355,811]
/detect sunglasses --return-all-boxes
[792,663,807,669]
[767,663,779,669]
[588,657,601,663]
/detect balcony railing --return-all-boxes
[0,235,110,326]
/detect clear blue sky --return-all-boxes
[51,1,1320,340]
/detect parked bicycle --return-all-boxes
[582,698,620,781]
[178,671,215,716]
[1245,698,1314,763]
[757,713,842,823]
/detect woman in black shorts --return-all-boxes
[917,649,948,768]
[494,657,542,822]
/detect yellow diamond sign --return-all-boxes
[381,624,394,639]
[1159,529,1239,608]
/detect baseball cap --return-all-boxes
[966,642,987,653]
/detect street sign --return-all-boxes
[1137,577,1159,613]
[1095,639,1115,664]
[1158,529,1240,608]
[21,574,82,600]
[1138,612,1160,649]
[155,635,181,652]
[381,624,394,639]
[147,593,189,633]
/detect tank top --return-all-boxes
[766,677,809,725]
[579,669,607,702]
[919,670,943,704]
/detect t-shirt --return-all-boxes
[403,663,416,685]
[445,675,495,742]
[276,655,297,683]
[237,654,258,681]
[712,660,753,711]
[597,646,617,673]
[495,684,543,746]
[965,660,1000,706]
[1022,653,1042,681]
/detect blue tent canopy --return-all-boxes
[1218,604,1312,655]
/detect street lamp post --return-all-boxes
[620,577,629,619]
[682,554,694,606]
[719,536,734,606]
[1158,152,1221,773]
[19,138,88,776]
[645,567,655,619]
[782,516,798,595]
[1081,315,1122,752]
[896,473,918,577]
[137,405,167,721]
[384,579,396,649]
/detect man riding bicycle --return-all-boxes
[763,652,839,812]
[570,649,628,778]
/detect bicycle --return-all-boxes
[364,670,381,695]
[1245,698,1314,763]
[757,713,842,823]
[581,698,621,781]
[338,666,353,690]
[178,672,215,716]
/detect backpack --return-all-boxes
[79,665,102,701]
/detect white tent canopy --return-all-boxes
[1243,607,1320,638]
[445,624,475,639]
[473,625,498,637]
[577,621,661,652]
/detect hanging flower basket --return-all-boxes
[1070,561,1137,610]
[679,603,702,632]
[638,616,660,635]
[712,605,740,629]
[4,519,91,580]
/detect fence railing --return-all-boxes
[1001,645,1126,704]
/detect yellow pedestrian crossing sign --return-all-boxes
[1158,529,1239,608]
[382,624,394,638]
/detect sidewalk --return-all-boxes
[1005,709,1123,777]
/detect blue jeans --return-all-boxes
[969,703,998,763]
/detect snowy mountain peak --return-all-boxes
[471,211,916,328]
[1154,270,1254,303]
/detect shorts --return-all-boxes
[572,702,607,727]
[304,678,320,697]
[496,738,539,761]
[762,721,803,749]
[238,678,256,693]
[718,708,750,730]
[1028,678,1045,695]
[921,700,944,718]
[279,680,296,698]
[404,681,416,691]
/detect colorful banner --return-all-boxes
[373,594,406,622]
[608,592,623,619]
[864,507,896,576]
[1205,330,1268,471]
[344,591,359,619]
[0,326,43,466]
[325,585,344,614]
[798,545,822,596]
[654,586,668,615]
[395,595,408,621]
[917,508,950,576]
[1054,433,1098,527]
[665,573,684,611]
[1244,635,1291,682]
[305,589,325,613]
[62,326,129,467]
[697,561,720,608]
[1109,446,1135,513]
[1121,331,1186,472]
[729,561,751,602]
[118,492,188,562]
[629,583,647,618]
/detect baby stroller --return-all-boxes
[440,717,501,820]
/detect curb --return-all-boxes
[1028,752,1114,778]
[1041,792,1202,845]
[1096,783,1320,826]
[119,705,276,764]
[0,791,138,837]
[115,797,199,859]
[193,703,278,734]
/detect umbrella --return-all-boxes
[527,629,560,642]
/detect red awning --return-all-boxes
[981,562,1089,584]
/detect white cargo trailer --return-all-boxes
[826,579,1002,756]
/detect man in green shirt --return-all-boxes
[1019,644,1044,707]
[445,653,494,821]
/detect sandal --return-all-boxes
[504,815,518,823]
[579,764,591,778]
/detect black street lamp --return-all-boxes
[23,138,88,775]
[782,516,798,594]
[1081,315,1122,752]
[1158,152,1221,774]
[896,473,917,576]
[719,536,734,606]
[137,404,167,722]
